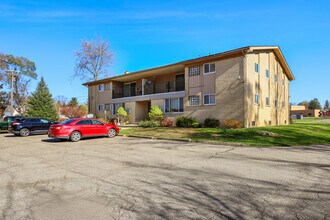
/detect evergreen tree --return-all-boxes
[27,77,58,121]
[324,100,329,110]
[308,98,321,110]
[68,97,78,107]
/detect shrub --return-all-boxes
[160,118,174,127]
[175,116,196,127]
[117,107,127,124]
[221,119,243,129]
[204,117,220,128]
[192,122,202,128]
[139,120,160,127]
[148,105,164,121]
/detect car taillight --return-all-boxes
[12,122,20,126]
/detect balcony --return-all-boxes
[112,74,185,100]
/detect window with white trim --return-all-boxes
[282,101,285,108]
[266,97,270,106]
[282,78,285,86]
[189,96,199,106]
[98,104,104,111]
[255,63,259,73]
[188,66,200,76]
[204,63,215,74]
[275,74,278,83]
[266,69,269,78]
[275,99,278,108]
[98,84,104,92]
[255,94,259,104]
[105,103,111,111]
[164,97,184,113]
[203,94,216,105]
[105,84,110,90]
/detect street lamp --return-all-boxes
[5,68,18,116]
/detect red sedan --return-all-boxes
[48,118,119,142]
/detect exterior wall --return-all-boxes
[88,81,112,118]
[290,109,320,117]
[125,102,136,123]
[184,56,245,123]
[291,105,307,111]
[245,52,290,127]
[135,101,149,121]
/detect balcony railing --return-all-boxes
[113,81,184,99]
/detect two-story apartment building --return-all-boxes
[84,46,294,127]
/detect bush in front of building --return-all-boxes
[204,117,220,128]
[175,116,196,127]
[117,107,127,124]
[139,120,160,127]
[192,122,202,128]
[160,118,174,127]
[148,105,164,121]
[220,119,243,129]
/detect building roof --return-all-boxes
[83,46,294,86]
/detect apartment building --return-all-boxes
[84,46,294,127]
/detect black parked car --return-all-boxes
[10,118,56,136]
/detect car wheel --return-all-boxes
[108,128,117,138]
[20,128,30,137]
[70,131,81,142]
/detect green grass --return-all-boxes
[120,123,330,146]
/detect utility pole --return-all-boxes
[5,68,17,116]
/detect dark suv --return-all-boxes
[10,118,56,136]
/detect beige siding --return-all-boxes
[245,52,290,127]
[184,57,245,123]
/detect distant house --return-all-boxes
[84,46,295,127]
[290,105,320,117]
[1,106,19,118]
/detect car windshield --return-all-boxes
[60,119,75,125]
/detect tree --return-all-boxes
[308,98,321,110]
[68,97,79,107]
[298,101,309,108]
[60,105,88,118]
[324,100,329,110]
[117,107,127,124]
[148,105,164,121]
[73,37,113,82]
[27,77,58,121]
[0,54,37,115]
[0,91,9,116]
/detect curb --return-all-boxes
[118,134,247,146]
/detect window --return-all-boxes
[282,101,285,108]
[92,120,103,125]
[76,120,92,125]
[275,74,278,83]
[252,121,256,127]
[105,103,111,111]
[266,97,270,106]
[165,97,184,113]
[275,99,278,108]
[175,74,185,91]
[40,119,49,123]
[204,94,216,105]
[266,69,269,78]
[255,94,259,104]
[269,121,272,125]
[255,63,259,73]
[204,63,215,74]
[98,104,104,111]
[105,83,110,90]
[188,66,200,76]
[124,82,136,97]
[189,96,199,106]
[282,78,285,86]
[98,84,104,92]
[112,103,123,115]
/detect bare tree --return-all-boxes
[13,76,30,115]
[73,37,113,82]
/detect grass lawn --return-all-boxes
[120,122,330,146]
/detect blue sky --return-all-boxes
[0,0,329,105]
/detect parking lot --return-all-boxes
[0,133,329,219]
